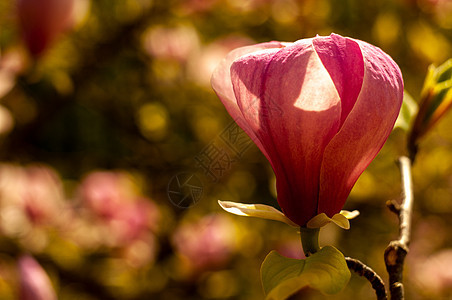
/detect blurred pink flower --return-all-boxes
[413,249,452,296]
[211,33,403,226]
[0,49,26,99]
[0,164,64,226]
[188,35,254,86]
[78,171,160,246]
[409,217,447,257]
[410,0,452,28]
[424,0,452,27]
[172,214,237,272]
[16,0,75,56]
[78,171,125,219]
[106,200,158,244]
[18,255,57,300]
[142,25,200,62]
[121,237,157,268]
[21,166,65,224]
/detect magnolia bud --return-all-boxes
[408,59,452,155]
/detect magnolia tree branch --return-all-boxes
[384,156,414,300]
[345,257,387,300]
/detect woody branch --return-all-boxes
[384,156,414,300]
[345,257,387,300]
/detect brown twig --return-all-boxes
[384,156,414,300]
[386,200,401,215]
[345,257,387,300]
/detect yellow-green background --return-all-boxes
[0,0,452,299]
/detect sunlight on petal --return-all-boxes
[306,210,359,229]
[218,200,298,227]
[331,213,350,229]
[306,213,332,228]
[339,210,360,220]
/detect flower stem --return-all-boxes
[300,227,320,257]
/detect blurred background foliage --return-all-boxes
[0,0,452,299]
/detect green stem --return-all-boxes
[300,227,320,257]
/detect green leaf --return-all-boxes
[425,79,452,123]
[261,246,350,300]
[394,91,418,132]
[434,58,452,83]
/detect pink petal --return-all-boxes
[211,41,286,159]
[313,33,364,126]
[17,0,74,56]
[18,255,57,300]
[230,40,342,226]
[318,39,403,217]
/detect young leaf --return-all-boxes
[261,246,350,300]
[394,91,418,132]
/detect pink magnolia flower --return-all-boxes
[78,171,160,246]
[0,49,26,99]
[18,255,57,300]
[412,249,452,296]
[16,0,75,56]
[0,164,64,227]
[20,166,65,224]
[78,171,126,219]
[142,25,200,62]
[172,214,238,272]
[212,33,403,227]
